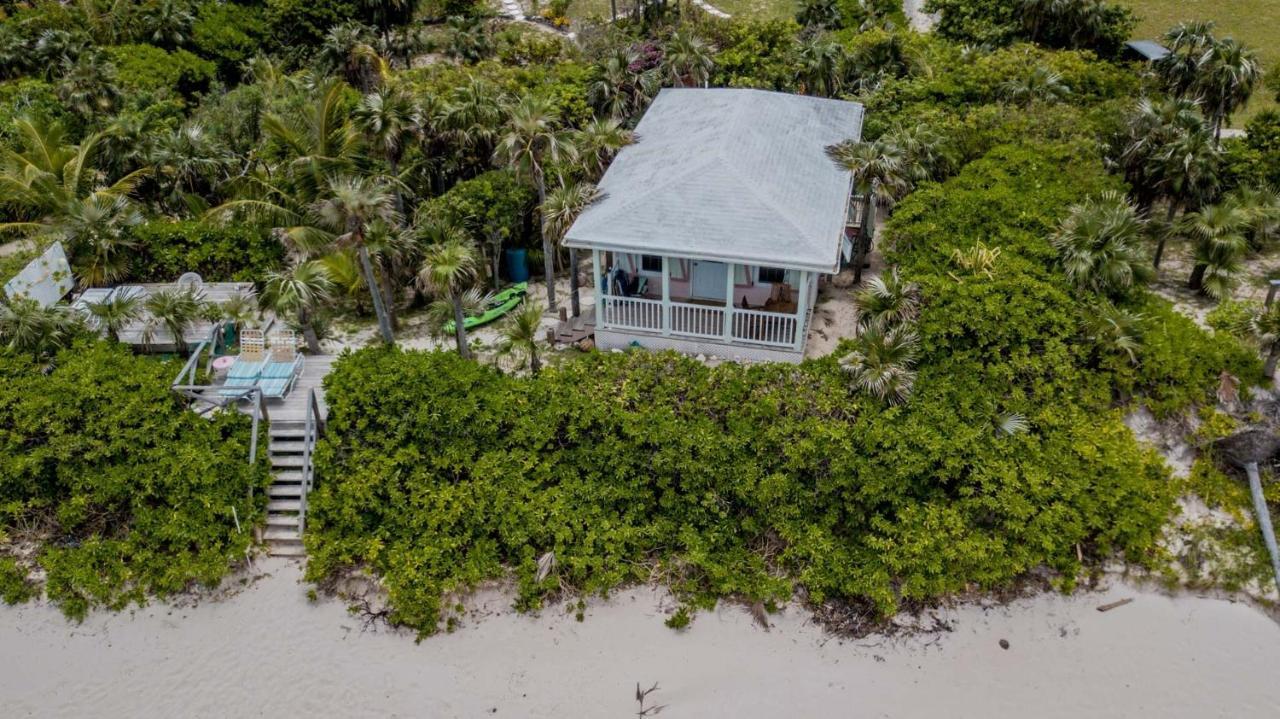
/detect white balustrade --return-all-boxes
[731,308,798,347]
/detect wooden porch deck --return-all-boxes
[208,354,335,422]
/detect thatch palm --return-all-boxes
[1082,301,1145,365]
[494,95,578,312]
[86,292,142,342]
[418,240,480,359]
[353,84,421,215]
[1196,39,1263,140]
[795,35,846,98]
[1182,202,1249,298]
[314,175,400,344]
[1155,122,1220,267]
[1051,191,1152,298]
[0,298,81,358]
[497,302,545,375]
[826,138,910,283]
[852,268,920,331]
[1114,97,1202,216]
[542,180,601,318]
[1232,186,1280,250]
[575,118,635,182]
[839,324,919,405]
[260,261,335,353]
[142,287,205,354]
[1000,66,1071,106]
[662,31,715,88]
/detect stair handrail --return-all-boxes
[298,387,322,537]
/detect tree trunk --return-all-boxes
[1154,200,1178,268]
[299,308,322,354]
[489,231,502,291]
[569,247,581,317]
[855,192,877,284]
[451,295,470,359]
[389,156,405,219]
[536,171,557,312]
[377,264,399,331]
[1266,344,1280,382]
[1189,262,1208,291]
[358,243,394,344]
[530,346,541,375]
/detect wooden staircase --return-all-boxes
[264,419,312,556]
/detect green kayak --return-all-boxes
[444,282,528,333]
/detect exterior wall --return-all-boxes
[613,252,801,307]
[595,328,805,364]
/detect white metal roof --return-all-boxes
[564,88,864,274]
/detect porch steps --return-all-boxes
[554,308,596,345]
[263,420,315,557]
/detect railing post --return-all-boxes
[661,256,671,336]
[723,263,735,341]
[592,249,605,326]
[793,271,810,352]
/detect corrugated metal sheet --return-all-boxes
[565,89,864,274]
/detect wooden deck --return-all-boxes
[261,354,334,423]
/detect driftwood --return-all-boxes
[1096,598,1133,613]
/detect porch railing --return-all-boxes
[670,302,725,340]
[602,295,662,331]
[731,308,798,347]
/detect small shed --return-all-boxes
[1123,40,1171,63]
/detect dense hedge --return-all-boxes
[0,342,271,618]
[128,220,285,283]
[105,44,218,98]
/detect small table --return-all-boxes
[211,355,236,381]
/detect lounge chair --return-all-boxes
[258,331,304,399]
[219,330,267,398]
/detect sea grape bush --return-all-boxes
[0,342,271,619]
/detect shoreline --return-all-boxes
[3,559,1279,717]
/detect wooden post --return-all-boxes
[793,271,810,352]
[661,255,671,336]
[723,262,735,341]
[1267,279,1280,308]
[592,249,605,327]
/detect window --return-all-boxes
[640,255,663,273]
[757,266,786,284]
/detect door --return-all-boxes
[690,260,727,301]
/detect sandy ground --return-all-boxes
[1,560,1278,718]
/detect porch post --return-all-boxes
[793,270,810,352]
[661,255,671,336]
[723,262,735,341]
[592,249,604,327]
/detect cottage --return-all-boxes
[564,88,864,363]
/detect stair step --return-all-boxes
[267,515,299,529]
[273,469,308,482]
[269,441,308,454]
[264,527,301,541]
[268,541,307,557]
[269,499,302,512]
[268,485,303,498]
[271,455,306,468]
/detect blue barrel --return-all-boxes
[505,248,530,283]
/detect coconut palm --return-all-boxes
[661,31,715,88]
[260,261,335,354]
[86,292,142,342]
[1252,304,1280,381]
[0,298,82,358]
[852,268,920,332]
[1052,191,1152,298]
[353,84,421,216]
[142,286,205,354]
[541,180,601,318]
[418,239,480,359]
[313,175,400,344]
[496,301,546,374]
[839,324,919,405]
[1000,66,1071,107]
[826,138,911,283]
[494,94,578,312]
[1182,202,1249,297]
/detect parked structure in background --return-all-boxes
[564,88,865,362]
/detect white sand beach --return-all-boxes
[1,559,1278,718]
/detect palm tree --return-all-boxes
[1083,301,1145,365]
[1000,66,1071,106]
[588,48,657,121]
[494,95,578,312]
[142,286,205,354]
[795,35,846,98]
[313,175,400,344]
[353,84,421,216]
[86,290,142,342]
[0,298,82,358]
[852,268,920,331]
[496,301,545,374]
[826,138,911,283]
[541,180,601,318]
[1182,202,1249,297]
[661,31,715,88]
[1231,185,1280,250]
[318,22,386,92]
[418,240,480,359]
[141,0,195,48]
[575,118,635,182]
[1051,191,1152,298]
[1196,38,1263,140]
[880,123,949,185]
[1113,97,1202,215]
[1155,120,1220,267]
[1252,304,1280,381]
[839,324,919,405]
[260,261,335,354]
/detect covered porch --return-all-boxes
[590,250,815,354]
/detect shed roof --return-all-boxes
[564,88,864,274]
[1124,40,1170,61]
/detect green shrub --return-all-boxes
[128,220,285,283]
[0,342,271,619]
[264,0,358,53]
[105,44,217,97]
[0,557,35,605]
[192,1,268,80]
